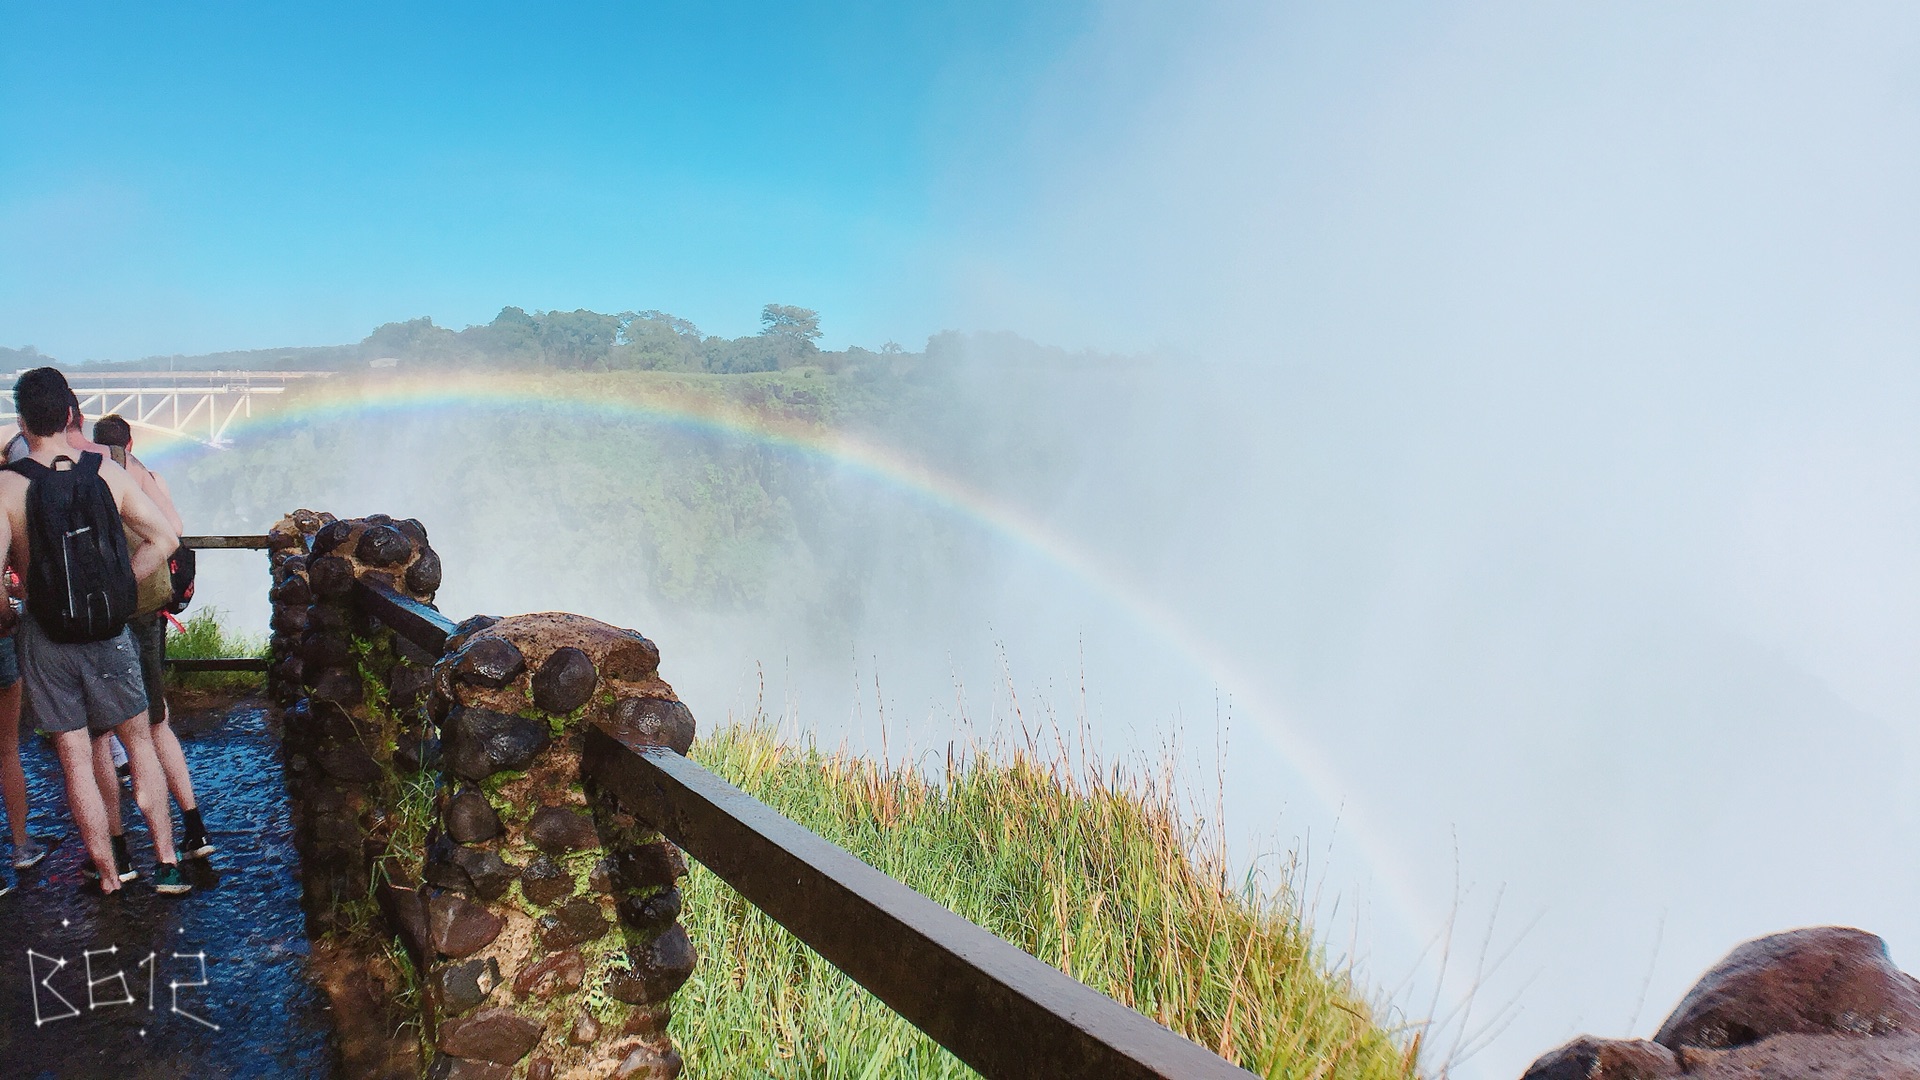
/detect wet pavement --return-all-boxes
[0,695,335,1078]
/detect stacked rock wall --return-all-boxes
[268,511,443,917]
[268,510,698,1079]
[412,614,698,1080]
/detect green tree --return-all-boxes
[758,304,821,369]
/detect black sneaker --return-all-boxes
[152,863,190,896]
[180,834,217,860]
[81,854,138,884]
[0,872,13,897]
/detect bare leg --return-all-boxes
[0,681,25,848]
[52,729,117,891]
[150,705,197,814]
[115,713,175,865]
[91,734,125,834]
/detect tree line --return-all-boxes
[360,304,912,374]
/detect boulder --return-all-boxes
[308,554,356,597]
[531,647,597,714]
[310,666,365,708]
[445,791,502,844]
[390,664,433,709]
[436,1006,542,1064]
[601,632,661,682]
[609,842,686,892]
[430,957,502,1016]
[271,574,313,606]
[569,1011,601,1046]
[1683,1032,1920,1079]
[607,924,697,1004]
[539,898,610,950]
[444,706,551,781]
[607,697,695,755]
[1657,928,1920,1050]
[356,524,414,566]
[378,883,431,961]
[428,892,504,958]
[521,854,573,907]
[612,1042,683,1079]
[616,888,682,937]
[300,632,352,670]
[606,687,698,749]
[311,519,353,556]
[455,848,516,902]
[527,806,599,853]
[454,638,526,688]
[513,949,587,1000]
[1520,1037,1679,1080]
[271,603,309,635]
[407,546,443,594]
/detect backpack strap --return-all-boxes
[7,452,100,479]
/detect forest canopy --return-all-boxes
[346,303,897,375]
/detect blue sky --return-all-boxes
[0,1,1097,357]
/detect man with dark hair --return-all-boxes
[91,413,214,860]
[0,368,187,895]
[90,414,131,447]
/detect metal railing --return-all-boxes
[174,532,1261,1078]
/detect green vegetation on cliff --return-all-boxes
[179,354,1098,620]
[676,725,1420,1079]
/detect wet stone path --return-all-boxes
[0,694,335,1078]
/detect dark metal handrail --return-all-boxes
[349,578,1254,1080]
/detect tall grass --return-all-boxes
[674,725,1421,1079]
[164,607,268,690]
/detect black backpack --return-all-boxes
[7,453,138,643]
[167,545,196,614]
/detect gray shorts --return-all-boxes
[127,612,168,721]
[18,614,148,736]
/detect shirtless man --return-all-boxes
[0,368,187,895]
[92,413,215,860]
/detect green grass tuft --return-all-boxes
[164,607,268,690]
[674,726,1422,1079]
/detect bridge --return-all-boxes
[0,371,333,448]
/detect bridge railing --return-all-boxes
[185,530,1260,1079]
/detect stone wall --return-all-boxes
[267,511,697,1079]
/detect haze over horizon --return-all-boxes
[10,4,1920,1079]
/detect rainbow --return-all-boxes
[140,372,1436,946]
